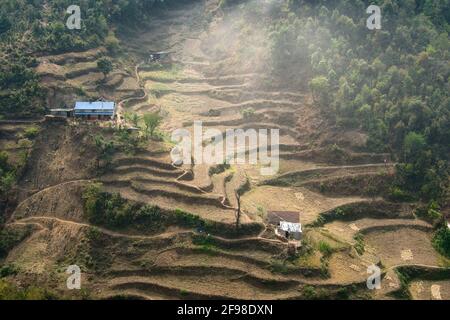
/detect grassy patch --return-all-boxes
[268,260,290,274]
[150,83,172,98]
[142,64,183,82]
[318,241,333,257]
[0,279,58,300]
[22,126,40,139]
[353,233,365,255]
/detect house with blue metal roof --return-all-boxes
[74,101,116,120]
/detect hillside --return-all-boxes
[0,0,449,300]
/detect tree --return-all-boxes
[0,15,11,34]
[124,112,140,127]
[93,134,115,168]
[97,58,113,80]
[403,132,426,162]
[105,32,120,54]
[309,76,330,107]
[235,191,241,229]
[142,112,162,138]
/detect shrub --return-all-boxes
[0,264,18,278]
[105,33,120,54]
[318,241,333,257]
[208,162,230,176]
[142,112,163,138]
[0,171,15,194]
[432,226,450,258]
[302,285,317,299]
[23,126,40,139]
[388,187,415,202]
[82,184,207,232]
[174,209,205,229]
[240,107,255,119]
[269,260,289,274]
[0,227,32,258]
[353,233,365,255]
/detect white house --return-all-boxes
[267,211,302,241]
[278,221,302,240]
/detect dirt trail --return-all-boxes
[8,215,281,245]
[8,216,189,240]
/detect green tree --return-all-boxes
[0,15,11,34]
[124,112,140,127]
[403,132,426,162]
[97,58,113,80]
[310,76,330,107]
[142,112,162,138]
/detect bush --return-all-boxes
[240,107,255,119]
[208,162,230,176]
[353,234,365,255]
[388,187,415,202]
[0,264,18,278]
[318,241,333,257]
[82,184,207,232]
[0,227,32,258]
[432,227,450,258]
[142,112,163,138]
[23,126,40,139]
[105,33,120,54]
[302,285,317,299]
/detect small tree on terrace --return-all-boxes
[124,112,140,127]
[97,57,113,81]
[142,112,162,138]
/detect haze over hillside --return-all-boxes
[0,0,449,300]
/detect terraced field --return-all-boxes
[3,1,449,300]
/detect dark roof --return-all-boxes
[267,211,300,224]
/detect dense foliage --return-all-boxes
[0,152,15,198]
[0,226,32,258]
[433,225,450,257]
[82,182,206,231]
[267,0,449,204]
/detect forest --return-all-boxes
[267,0,449,207]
